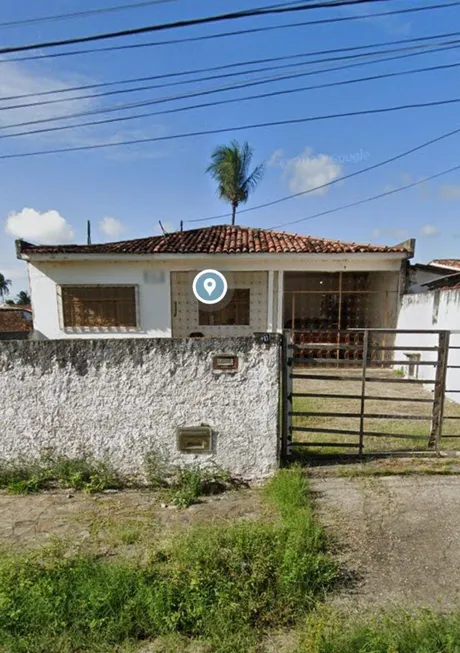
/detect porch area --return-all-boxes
[170,268,402,342]
[283,271,401,362]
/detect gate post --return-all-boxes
[358,330,369,457]
[429,330,450,454]
[281,331,293,463]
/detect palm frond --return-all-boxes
[206,140,264,221]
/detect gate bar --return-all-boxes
[291,442,361,448]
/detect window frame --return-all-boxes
[57,284,141,333]
[198,288,251,327]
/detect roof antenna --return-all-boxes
[180,220,183,232]
[158,220,168,235]
[87,220,91,245]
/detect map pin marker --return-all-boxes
[204,278,217,296]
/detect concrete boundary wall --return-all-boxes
[396,289,460,403]
[0,336,281,480]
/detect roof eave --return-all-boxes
[20,251,410,262]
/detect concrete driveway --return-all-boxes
[311,475,460,610]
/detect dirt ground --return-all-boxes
[292,368,460,453]
[311,474,460,611]
[0,488,263,558]
[2,473,460,615]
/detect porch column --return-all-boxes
[267,270,274,331]
[277,271,284,333]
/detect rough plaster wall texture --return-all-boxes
[0,337,280,480]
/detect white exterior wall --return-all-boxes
[395,289,460,403]
[0,337,280,481]
[29,260,172,339]
[26,254,405,340]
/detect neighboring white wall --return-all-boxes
[395,289,460,402]
[408,267,450,294]
[28,260,172,339]
[0,337,280,481]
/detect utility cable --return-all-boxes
[1,96,460,160]
[0,1,397,56]
[0,0,186,29]
[186,126,460,222]
[5,1,459,64]
[4,56,460,141]
[1,35,458,112]
[271,162,460,229]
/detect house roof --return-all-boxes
[429,259,460,270]
[423,271,460,291]
[0,306,33,332]
[411,262,457,274]
[16,225,412,257]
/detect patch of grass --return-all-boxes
[0,469,336,653]
[300,609,460,652]
[0,455,122,495]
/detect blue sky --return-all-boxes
[1,0,460,294]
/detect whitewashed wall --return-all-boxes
[28,260,172,339]
[395,289,460,403]
[0,337,280,480]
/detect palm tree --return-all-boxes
[16,290,31,305]
[206,140,264,226]
[0,273,12,303]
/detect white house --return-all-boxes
[16,225,413,342]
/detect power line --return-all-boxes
[0,1,396,56]
[186,126,460,223]
[5,56,460,141]
[2,96,460,160]
[271,162,460,229]
[3,28,460,103]
[0,0,185,29]
[5,1,460,63]
[2,35,458,112]
[3,38,460,134]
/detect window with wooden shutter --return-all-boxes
[199,289,250,326]
[61,286,137,328]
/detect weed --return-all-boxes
[0,468,336,653]
[144,451,170,489]
[300,609,460,652]
[0,455,121,495]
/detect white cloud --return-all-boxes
[267,149,284,168]
[5,207,74,243]
[420,224,440,237]
[98,216,124,239]
[283,148,342,196]
[0,61,95,139]
[438,184,460,201]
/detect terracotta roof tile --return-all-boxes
[0,307,33,333]
[430,259,460,270]
[17,225,409,257]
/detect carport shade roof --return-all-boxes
[16,225,412,257]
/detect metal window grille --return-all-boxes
[199,288,250,326]
[61,286,137,328]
